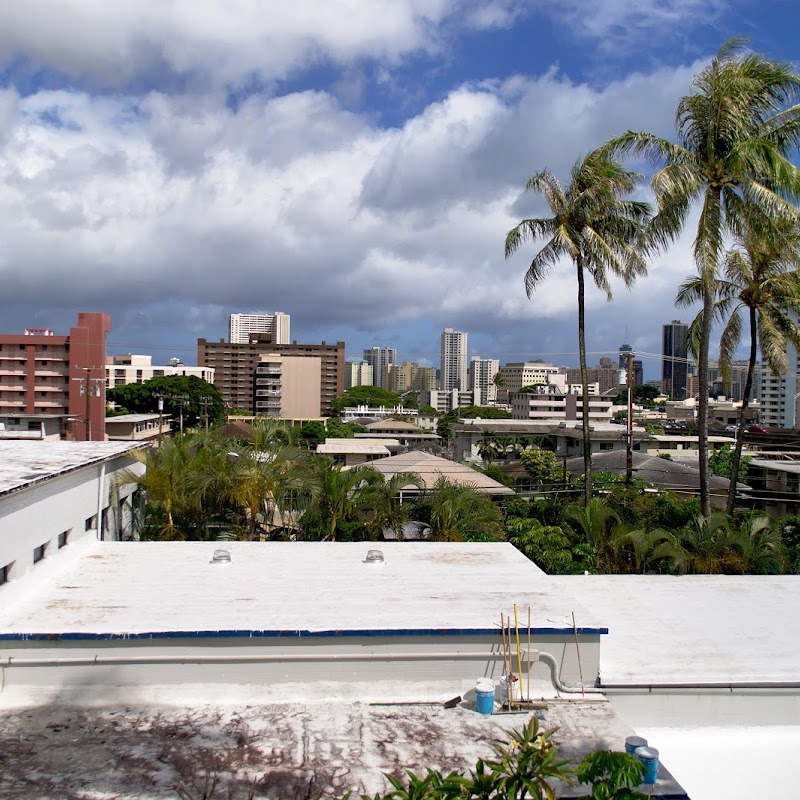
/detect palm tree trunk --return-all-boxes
[577,258,592,506]
[697,277,713,517]
[726,306,757,515]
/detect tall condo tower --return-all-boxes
[662,320,689,399]
[229,312,290,344]
[440,328,468,392]
[362,346,397,389]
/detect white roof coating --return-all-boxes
[316,442,391,455]
[0,441,142,497]
[0,542,604,637]
[552,574,800,685]
[105,413,160,422]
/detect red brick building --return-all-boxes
[0,312,111,440]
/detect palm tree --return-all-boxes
[606,37,800,516]
[426,477,504,542]
[356,471,423,540]
[562,498,620,571]
[301,458,382,541]
[678,217,800,514]
[505,149,651,505]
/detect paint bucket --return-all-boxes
[634,746,659,784]
[475,678,495,714]
[625,736,648,756]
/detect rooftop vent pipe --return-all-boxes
[210,549,231,564]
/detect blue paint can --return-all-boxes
[475,678,495,715]
[625,735,648,756]
[634,746,659,784]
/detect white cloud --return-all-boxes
[0,1,525,90]
[0,48,715,371]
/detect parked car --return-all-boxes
[746,423,769,433]
[725,424,739,432]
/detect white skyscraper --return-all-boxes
[229,312,290,344]
[362,347,397,389]
[469,357,500,405]
[440,328,468,392]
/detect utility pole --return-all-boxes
[74,366,103,441]
[200,395,211,431]
[155,393,165,446]
[626,351,634,486]
[167,394,189,435]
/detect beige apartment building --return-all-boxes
[197,338,344,413]
[497,361,561,401]
[254,355,321,418]
[385,361,437,395]
[511,387,613,423]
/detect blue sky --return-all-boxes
[0,1,796,380]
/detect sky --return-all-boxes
[0,1,797,380]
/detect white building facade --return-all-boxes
[228,312,291,345]
[106,355,214,388]
[362,347,397,389]
[468,357,500,406]
[344,361,374,389]
[440,328,468,391]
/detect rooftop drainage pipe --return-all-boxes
[0,650,597,696]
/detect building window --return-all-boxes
[58,530,70,548]
[33,543,47,563]
[85,514,97,531]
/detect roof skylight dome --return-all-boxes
[364,549,385,564]
[210,549,232,564]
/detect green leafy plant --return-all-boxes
[575,750,647,799]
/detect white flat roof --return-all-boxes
[0,441,141,497]
[317,443,391,455]
[0,542,605,638]
[105,414,160,423]
[551,574,800,685]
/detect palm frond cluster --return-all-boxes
[505,37,800,516]
[119,422,503,544]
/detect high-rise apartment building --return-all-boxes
[198,338,344,414]
[468,357,500,405]
[344,361,374,389]
[362,347,396,389]
[385,361,437,395]
[440,328,468,392]
[662,320,689,399]
[564,357,622,395]
[618,344,644,387]
[497,361,560,401]
[759,342,799,428]
[253,355,321,419]
[229,312,290,345]
[0,312,111,440]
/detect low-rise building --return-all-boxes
[511,386,612,422]
[105,414,171,442]
[449,419,647,462]
[106,354,214,388]
[0,413,66,441]
[419,388,481,414]
[0,441,143,587]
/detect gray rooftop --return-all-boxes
[0,441,142,498]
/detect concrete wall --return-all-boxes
[0,455,144,585]
[0,632,601,695]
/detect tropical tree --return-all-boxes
[505,149,651,505]
[609,526,685,574]
[425,477,504,542]
[356,471,423,540]
[562,499,621,571]
[224,443,305,540]
[606,37,800,516]
[300,458,382,541]
[679,217,800,513]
